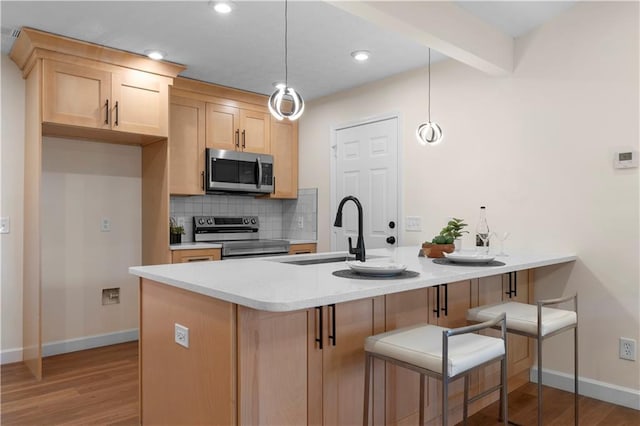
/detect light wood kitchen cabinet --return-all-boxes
[288,243,317,255]
[267,118,299,199]
[473,270,533,404]
[206,103,270,154]
[383,281,473,426]
[43,59,169,137]
[169,96,206,195]
[171,248,221,263]
[10,27,183,379]
[308,298,386,426]
[237,307,309,425]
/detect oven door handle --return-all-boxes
[256,157,262,189]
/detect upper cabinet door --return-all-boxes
[240,109,270,154]
[42,60,111,129]
[269,119,298,198]
[42,59,169,138]
[205,103,240,151]
[169,96,206,195]
[111,68,168,137]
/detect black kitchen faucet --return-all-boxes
[333,195,366,262]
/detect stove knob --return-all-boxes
[251,218,257,224]
[207,218,213,225]
[198,218,205,225]
[243,218,250,224]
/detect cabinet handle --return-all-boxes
[105,99,109,124]
[328,304,336,346]
[505,272,517,298]
[442,283,448,316]
[201,171,205,191]
[235,129,240,148]
[186,256,212,262]
[242,129,246,149]
[315,306,323,350]
[114,101,119,126]
[433,285,441,318]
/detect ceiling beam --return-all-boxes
[327,1,513,76]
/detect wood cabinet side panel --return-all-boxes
[140,279,236,425]
[23,60,43,379]
[237,307,308,425]
[142,141,170,265]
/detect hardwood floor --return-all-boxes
[1,342,138,425]
[2,341,638,425]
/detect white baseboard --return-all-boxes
[43,329,138,357]
[1,329,139,365]
[0,347,23,365]
[531,367,640,410]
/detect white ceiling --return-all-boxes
[1,1,575,100]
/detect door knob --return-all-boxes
[388,221,396,229]
[386,236,396,245]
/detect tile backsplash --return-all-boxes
[170,188,317,242]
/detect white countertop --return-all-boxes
[129,246,576,312]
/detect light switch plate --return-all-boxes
[405,216,422,232]
[0,217,9,234]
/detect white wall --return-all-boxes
[1,54,141,362]
[41,138,141,345]
[1,54,25,363]
[299,1,639,392]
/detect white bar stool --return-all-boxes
[363,313,508,426]
[467,294,578,426]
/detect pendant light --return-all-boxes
[416,48,443,145]
[268,0,304,121]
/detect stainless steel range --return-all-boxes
[193,215,290,259]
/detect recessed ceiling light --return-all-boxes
[144,50,166,60]
[351,50,370,62]
[211,1,233,14]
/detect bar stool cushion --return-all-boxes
[467,302,577,337]
[364,324,505,377]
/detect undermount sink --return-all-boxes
[277,255,382,266]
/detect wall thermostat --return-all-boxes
[614,150,638,169]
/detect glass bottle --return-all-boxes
[475,206,490,248]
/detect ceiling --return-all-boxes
[1,1,576,101]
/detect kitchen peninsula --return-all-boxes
[129,247,576,425]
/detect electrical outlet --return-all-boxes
[175,323,189,348]
[101,217,111,232]
[619,337,636,361]
[297,215,304,229]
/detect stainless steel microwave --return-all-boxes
[205,148,274,194]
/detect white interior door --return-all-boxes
[333,117,399,252]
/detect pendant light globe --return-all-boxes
[269,85,305,121]
[269,0,305,121]
[416,48,443,145]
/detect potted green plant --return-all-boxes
[422,218,468,258]
[170,217,185,244]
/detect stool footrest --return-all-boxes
[467,383,504,405]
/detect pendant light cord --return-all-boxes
[284,0,288,87]
[428,48,431,122]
